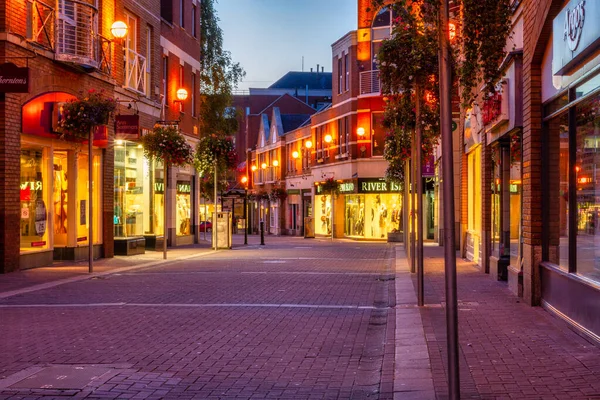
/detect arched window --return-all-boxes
[371,6,397,69]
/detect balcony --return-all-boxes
[125,49,147,94]
[359,70,381,96]
[27,0,111,74]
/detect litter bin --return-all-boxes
[213,212,232,249]
[304,217,315,238]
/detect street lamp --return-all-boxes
[241,176,248,245]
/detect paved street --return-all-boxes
[0,237,397,399]
[0,236,600,399]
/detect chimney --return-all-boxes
[310,67,313,72]
[317,64,320,74]
[321,66,324,73]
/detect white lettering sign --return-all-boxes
[564,0,585,51]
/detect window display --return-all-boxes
[20,148,49,252]
[176,180,191,236]
[53,151,69,246]
[315,195,331,235]
[114,141,163,238]
[344,193,402,239]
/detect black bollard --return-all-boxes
[260,221,265,245]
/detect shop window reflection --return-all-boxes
[575,95,600,282]
[20,148,49,252]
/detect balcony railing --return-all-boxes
[26,0,111,74]
[125,49,147,94]
[359,70,381,96]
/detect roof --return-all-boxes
[269,71,332,91]
[281,114,312,134]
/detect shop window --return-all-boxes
[114,141,163,238]
[76,153,101,245]
[176,180,191,236]
[53,151,69,246]
[20,148,50,252]
[315,194,332,235]
[509,134,522,269]
[345,195,365,237]
[491,147,501,258]
[575,95,600,282]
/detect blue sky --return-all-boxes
[214,0,357,91]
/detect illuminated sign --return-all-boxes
[177,181,191,194]
[0,63,29,93]
[358,178,402,193]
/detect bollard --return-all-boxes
[260,221,265,245]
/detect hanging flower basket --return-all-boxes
[269,187,287,201]
[195,134,238,175]
[55,89,117,140]
[320,178,341,196]
[141,125,194,167]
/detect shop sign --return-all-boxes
[553,0,600,75]
[77,236,87,242]
[31,241,46,247]
[35,199,47,236]
[177,181,191,194]
[339,182,355,193]
[0,63,29,93]
[154,180,164,194]
[115,115,140,139]
[287,189,300,195]
[422,155,436,177]
[357,178,402,193]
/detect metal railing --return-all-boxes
[359,70,381,96]
[125,49,147,94]
[28,0,55,49]
[26,0,110,74]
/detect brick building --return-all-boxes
[0,0,202,271]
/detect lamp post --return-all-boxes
[241,176,248,245]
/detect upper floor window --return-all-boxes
[124,12,147,94]
[163,56,168,106]
[192,4,197,37]
[179,0,185,28]
[338,119,344,155]
[338,57,343,95]
[161,0,173,23]
[344,53,349,92]
[179,65,185,112]
[191,72,196,117]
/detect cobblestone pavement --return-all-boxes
[417,244,600,400]
[0,237,397,399]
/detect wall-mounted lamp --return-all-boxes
[272,160,279,167]
[449,22,456,41]
[251,165,257,172]
[241,176,248,185]
[324,134,333,143]
[305,140,313,149]
[261,162,267,169]
[357,127,365,137]
[111,21,128,40]
[292,150,299,159]
[173,88,188,112]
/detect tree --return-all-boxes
[196,0,245,197]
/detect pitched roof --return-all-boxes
[281,114,312,134]
[269,71,332,90]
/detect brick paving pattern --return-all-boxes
[417,244,600,400]
[0,237,396,399]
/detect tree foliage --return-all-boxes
[198,0,245,137]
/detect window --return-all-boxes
[163,56,168,106]
[345,116,350,153]
[179,0,184,28]
[179,65,184,113]
[372,113,385,156]
[191,73,196,117]
[338,57,343,94]
[20,148,50,252]
[146,25,152,97]
[344,53,349,91]
[124,13,147,94]
[160,0,173,24]
[191,4,197,37]
[338,119,344,155]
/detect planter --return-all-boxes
[387,231,404,243]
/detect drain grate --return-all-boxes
[8,365,116,390]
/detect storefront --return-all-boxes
[535,0,600,340]
[20,92,104,266]
[315,178,403,240]
[113,139,164,253]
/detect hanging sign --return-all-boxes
[0,63,29,93]
[422,155,436,177]
[115,115,140,139]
